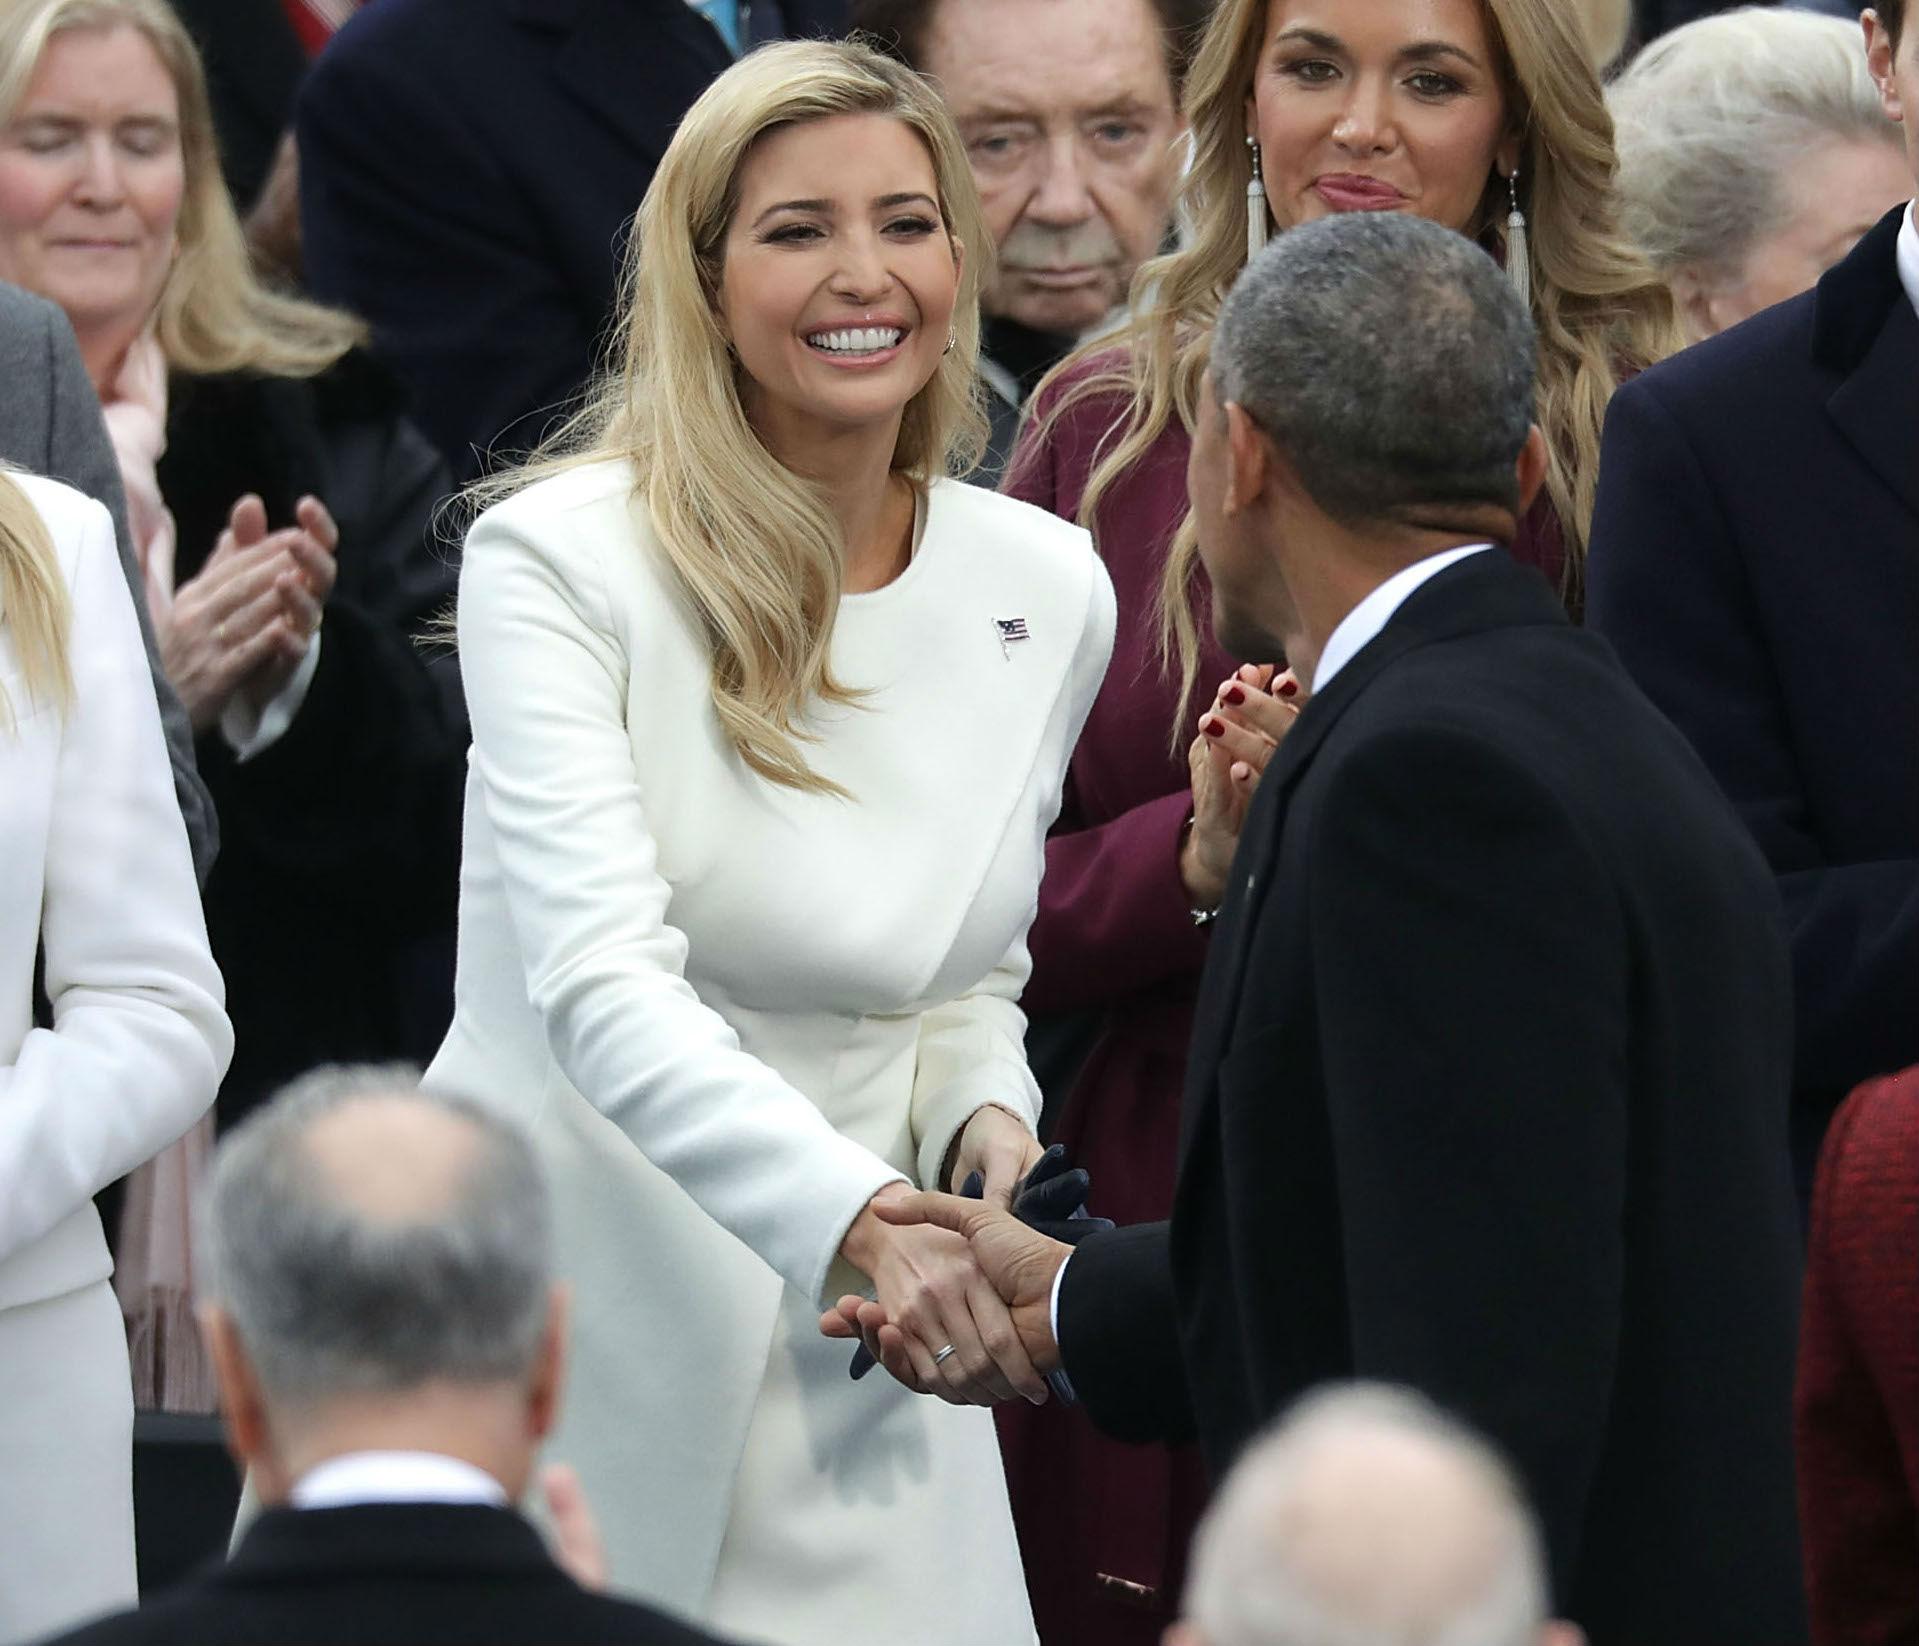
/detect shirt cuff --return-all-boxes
[220,633,321,762]
[1049,1246,1071,1365]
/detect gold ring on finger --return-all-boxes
[215,618,227,645]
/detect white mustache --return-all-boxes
[996,218,1123,273]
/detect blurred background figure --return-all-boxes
[1611,7,1909,339]
[1169,1386,1580,1646]
[0,467,230,1646]
[1797,1064,1919,1646]
[296,0,733,478]
[45,1067,735,1646]
[0,0,468,1409]
[854,0,1202,484]
[1574,0,1632,70]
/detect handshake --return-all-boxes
[821,1132,1111,1409]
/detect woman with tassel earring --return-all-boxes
[993,4,1681,1645]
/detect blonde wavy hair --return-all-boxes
[0,0,363,377]
[1033,0,1682,719]
[476,39,990,796]
[0,470,70,728]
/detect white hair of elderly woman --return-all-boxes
[1175,1383,1557,1646]
[1609,6,1905,328]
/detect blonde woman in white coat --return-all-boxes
[0,469,230,1645]
[423,39,1114,1646]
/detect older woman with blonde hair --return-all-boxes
[422,37,1113,1646]
[1610,5,1910,339]
[0,0,469,1404]
[992,1,1681,1639]
[0,466,228,1643]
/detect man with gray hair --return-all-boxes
[49,1066,730,1646]
[1171,1385,1578,1646]
[851,213,1807,1642]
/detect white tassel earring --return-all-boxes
[1505,167,1530,307]
[1246,136,1268,262]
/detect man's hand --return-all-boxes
[1181,665,1301,910]
[942,1104,1045,1207]
[822,1193,1069,1393]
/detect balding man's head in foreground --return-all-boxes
[197,1065,565,1504]
[1170,1385,1583,1646]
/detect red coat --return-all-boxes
[999,356,1566,1644]
[1798,1066,1919,1644]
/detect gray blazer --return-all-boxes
[0,282,216,882]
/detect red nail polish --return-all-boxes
[1223,684,1246,706]
[1203,717,1225,738]
[1277,679,1298,698]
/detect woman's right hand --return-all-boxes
[155,494,313,729]
[839,1182,1049,1407]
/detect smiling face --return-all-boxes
[1249,0,1516,237]
[922,0,1183,334]
[0,24,184,359]
[718,112,962,453]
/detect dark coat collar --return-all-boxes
[225,1503,562,1587]
[1811,205,1919,522]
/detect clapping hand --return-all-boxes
[153,492,338,730]
[1180,664,1302,911]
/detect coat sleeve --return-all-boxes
[1002,388,1212,1014]
[1055,1220,1195,1445]
[1306,722,1630,1604]
[456,509,906,1305]
[0,494,231,1263]
[1588,379,1919,1095]
[36,299,217,884]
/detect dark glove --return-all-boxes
[849,1143,1112,1402]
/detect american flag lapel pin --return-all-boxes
[995,617,1030,660]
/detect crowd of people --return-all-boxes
[0,0,1914,1642]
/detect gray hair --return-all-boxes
[1212,213,1536,533]
[1609,7,1902,282]
[1183,1384,1549,1646]
[198,1064,553,1406]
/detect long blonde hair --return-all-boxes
[1034,0,1682,717]
[0,471,70,728]
[476,40,990,796]
[0,0,363,377]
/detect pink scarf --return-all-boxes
[98,332,177,613]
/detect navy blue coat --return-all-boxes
[297,0,732,480]
[1588,206,1919,1168]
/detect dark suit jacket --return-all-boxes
[46,1503,732,1645]
[1057,551,1808,1644]
[297,0,731,480]
[160,357,467,1128]
[1587,207,1919,1173]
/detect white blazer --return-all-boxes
[0,473,230,1313]
[427,463,1114,1611]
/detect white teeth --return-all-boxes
[807,326,904,354]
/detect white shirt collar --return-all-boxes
[1898,202,1919,322]
[1311,544,1493,695]
[289,1450,510,1511]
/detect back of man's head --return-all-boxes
[1212,213,1537,538]
[1175,1384,1552,1646]
[199,1064,552,1415]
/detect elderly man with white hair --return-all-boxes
[1171,1386,1580,1646]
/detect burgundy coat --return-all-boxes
[1798,1066,1919,1645]
[997,352,1568,1645]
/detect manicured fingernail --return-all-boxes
[1276,679,1298,698]
[1222,684,1246,706]
[1202,716,1225,738]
